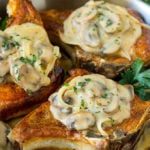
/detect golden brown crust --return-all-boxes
[127,10,150,63]
[7,0,43,27]
[40,9,150,78]
[0,65,63,120]
[0,0,63,120]
[9,69,150,150]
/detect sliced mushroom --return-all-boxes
[86,131,104,138]
[50,94,58,104]
[10,59,41,92]
[100,37,121,55]
[113,129,126,139]
[103,96,119,114]
[96,97,110,106]
[0,60,9,77]
[102,79,119,114]
[85,80,106,98]
[18,64,41,90]
[75,1,97,23]
[59,107,72,115]
[63,96,74,105]
[117,84,134,102]
[66,111,95,130]
[0,33,17,58]
[63,90,78,106]
[83,23,101,47]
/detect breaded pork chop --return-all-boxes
[0,0,63,120]
[9,69,150,150]
[40,1,150,78]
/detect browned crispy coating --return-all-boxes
[9,69,150,150]
[7,0,43,26]
[0,0,63,120]
[40,9,150,78]
[0,65,63,120]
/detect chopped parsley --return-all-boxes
[99,13,105,21]
[101,92,108,99]
[27,89,33,95]
[20,55,37,66]
[78,78,91,88]
[80,98,87,109]
[85,78,91,82]
[73,86,77,94]
[106,19,112,27]
[1,37,20,50]
[73,78,92,93]
[78,81,86,88]
[64,82,70,87]
[10,41,20,48]
[17,75,21,81]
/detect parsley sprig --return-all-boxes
[142,0,150,5]
[119,58,150,100]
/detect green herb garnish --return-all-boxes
[101,92,108,99]
[106,19,112,27]
[85,78,91,82]
[80,99,85,107]
[1,36,20,50]
[78,78,91,88]
[80,98,87,109]
[64,82,70,87]
[20,55,37,66]
[73,86,77,94]
[78,81,86,88]
[0,17,8,31]
[17,75,21,81]
[27,89,32,95]
[142,0,150,5]
[119,58,150,100]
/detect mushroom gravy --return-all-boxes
[49,74,134,137]
[0,23,60,92]
[60,0,143,60]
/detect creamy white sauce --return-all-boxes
[49,74,134,137]
[0,23,60,92]
[60,0,142,60]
